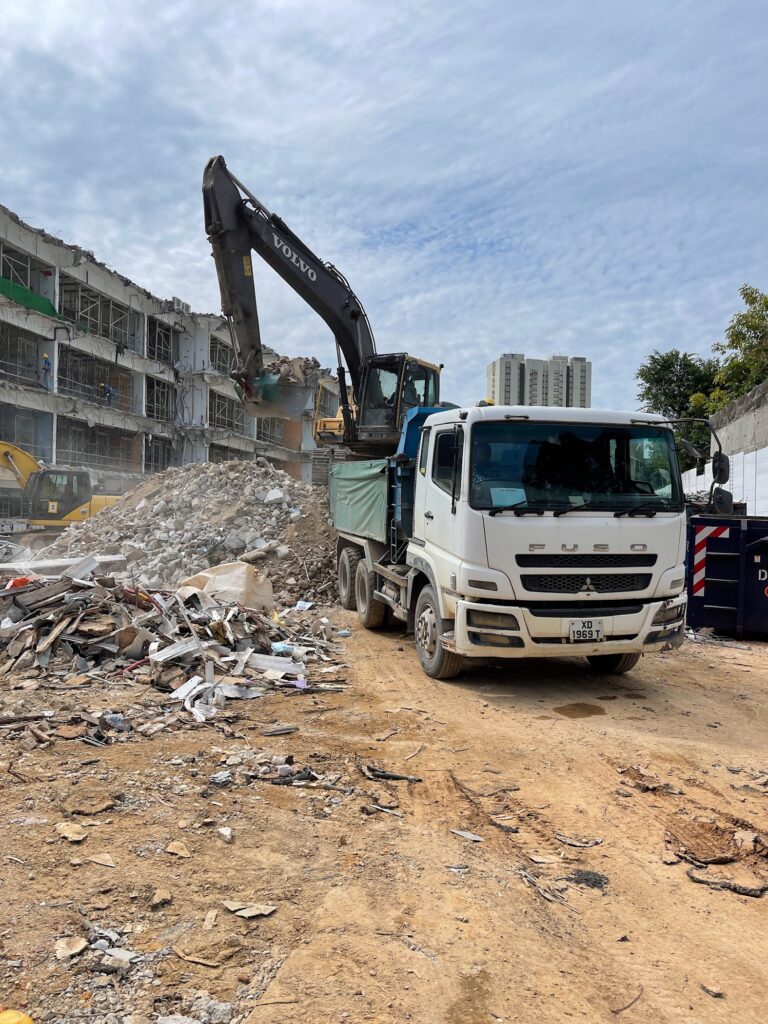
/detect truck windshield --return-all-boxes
[470,421,683,512]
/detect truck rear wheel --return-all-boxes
[586,652,641,675]
[415,585,464,680]
[338,547,361,610]
[355,560,387,629]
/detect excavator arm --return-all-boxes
[203,156,442,455]
[203,156,375,422]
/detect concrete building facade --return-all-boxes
[486,352,591,407]
[0,204,332,516]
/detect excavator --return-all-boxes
[0,441,119,543]
[202,156,442,456]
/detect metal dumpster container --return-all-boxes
[687,513,768,636]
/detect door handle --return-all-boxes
[424,511,434,520]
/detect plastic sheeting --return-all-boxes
[177,561,274,611]
[330,459,388,542]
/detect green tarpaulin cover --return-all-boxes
[330,459,388,542]
[0,276,61,319]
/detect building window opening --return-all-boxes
[255,417,284,445]
[209,337,233,375]
[208,391,245,434]
[146,377,175,422]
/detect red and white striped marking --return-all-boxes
[692,525,730,596]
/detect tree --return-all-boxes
[709,284,768,410]
[635,350,720,469]
[636,349,720,419]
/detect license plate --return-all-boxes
[569,618,604,642]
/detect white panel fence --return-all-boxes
[681,447,768,515]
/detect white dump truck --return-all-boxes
[200,162,718,682]
[331,405,692,678]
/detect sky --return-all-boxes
[1,0,766,410]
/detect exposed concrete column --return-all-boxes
[132,373,146,417]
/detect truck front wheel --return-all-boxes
[355,561,387,629]
[586,652,641,675]
[414,585,464,680]
[338,547,362,610]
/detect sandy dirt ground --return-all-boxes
[1,619,767,1023]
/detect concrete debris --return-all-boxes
[54,936,88,960]
[188,990,234,1022]
[39,457,337,604]
[0,561,348,751]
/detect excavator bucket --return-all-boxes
[242,372,314,420]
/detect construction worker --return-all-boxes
[41,352,52,390]
[99,382,115,407]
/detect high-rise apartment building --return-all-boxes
[486,353,525,405]
[486,353,591,408]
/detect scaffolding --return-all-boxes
[209,336,233,375]
[0,240,53,293]
[255,416,284,445]
[146,377,174,422]
[0,402,51,461]
[147,317,179,365]
[208,391,244,433]
[58,347,132,412]
[57,417,140,473]
[209,443,253,463]
[145,435,173,473]
[59,273,137,351]
[0,321,42,388]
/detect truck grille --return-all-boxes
[521,573,652,594]
[516,553,656,568]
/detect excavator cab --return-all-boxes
[26,469,93,526]
[355,354,440,449]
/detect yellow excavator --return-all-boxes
[0,441,120,538]
[313,378,356,446]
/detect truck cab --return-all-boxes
[333,405,688,679]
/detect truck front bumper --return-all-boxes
[445,594,687,659]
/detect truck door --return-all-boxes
[412,427,431,540]
[422,426,464,589]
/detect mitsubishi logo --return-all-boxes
[582,577,597,595]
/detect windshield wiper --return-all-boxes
[488,500,543,517]
[553,501,614,517]
[489,500,578,517]
[614,502,665,518]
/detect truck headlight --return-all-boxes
[467,610,520,630]
[652,602,686,625]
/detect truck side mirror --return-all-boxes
[712,451,730,485]
[711,487,733,515]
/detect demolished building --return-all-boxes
[0,203,339,518]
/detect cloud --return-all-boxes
[1,0,766,409]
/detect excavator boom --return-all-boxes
[203,156,375,419]
[203,156,441,454]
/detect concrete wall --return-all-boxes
[713,404,768,459]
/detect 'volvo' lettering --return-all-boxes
[272,233,317,281]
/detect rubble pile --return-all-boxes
[40,457,337,604]
[263,353,322,385]
[0,558,347,750]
